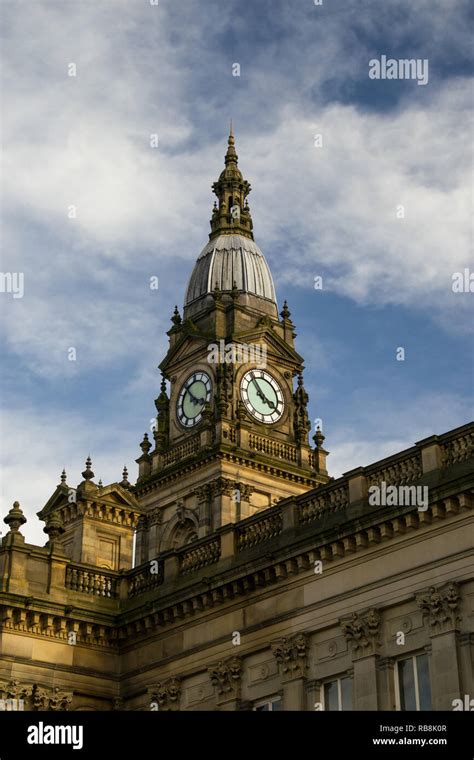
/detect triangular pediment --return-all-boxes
[37,482,143,522]
[160,331,215,372]
[232,326,303,365]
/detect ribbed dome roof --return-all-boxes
[185,233,276,306]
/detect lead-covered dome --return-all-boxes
[185,233,276,307]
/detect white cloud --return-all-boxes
[0,405,143,547]
[327,391,473,477]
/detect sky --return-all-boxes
[0,0,473,545]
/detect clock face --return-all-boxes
[240,369,284,424]
[177,371,212,427]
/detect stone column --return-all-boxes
[195,484,212,538]
[271,633,309,710]
[237,484,254,521]
[134,515,149,566]
[341,608,381,710]
[147,509,162,560]
[210,477,237,528]
[416,582,463,710]
[458,633,474,698]
[377,657,396,711]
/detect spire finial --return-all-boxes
[140,432,152,455]
[280,300,291,320]
[225,123,238,164]
[60,468,67,484]
[209,129,254,240]
[82,456,94,481]
[171,305,182,326]
[313,426,325,449]
[120,466,130,489]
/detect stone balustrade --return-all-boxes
[237,510,283,550]
[65,565,119,598]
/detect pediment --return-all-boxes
[37,482,142,522]
[232,326,303,365]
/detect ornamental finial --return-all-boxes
[82,456,94,481]
[140,432,152,455]
[4,501,27,533]
[280,300,291,320]
[313,426,325,449]
[120,466,130,490]
[171,305,182,326]
[60,468,67,484]
[210,128,253,240]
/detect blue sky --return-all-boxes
[1,0,472,544]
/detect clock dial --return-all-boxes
[240,370,284,424]
[177,372,212,427]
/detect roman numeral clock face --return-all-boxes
[240,370,284,424]
[177,372,212,427]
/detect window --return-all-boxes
[254,696,282,711]
[396,654,431,711]
[323,676,353,710]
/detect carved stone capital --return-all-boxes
[238,484,254,502]
[149,508,163,527]
[341,609,381,657]
[32,684,72,711]
[271,633,309,680]
[149,677,181,711]
[194,484,212,503]
[416,582,461,633]
[209,477,235,498]
[208,656,242,696]
[0,680,31,701]
[137,515,149,531]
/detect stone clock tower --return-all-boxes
[134,128,329,564]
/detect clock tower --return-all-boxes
[134,127,329,564]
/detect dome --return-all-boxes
[184,233,277,307]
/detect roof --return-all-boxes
[184,233,277,306]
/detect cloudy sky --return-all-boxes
[1,0,472,545]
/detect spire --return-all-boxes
[210,126,254,240]
[225,122,238,165]
[60,468,67,485]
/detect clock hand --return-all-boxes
[187,389,200,406]
[249,372,276,410]
[187,387,206,406]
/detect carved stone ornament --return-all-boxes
[149,677,181,711]
[271,633,308,679]
[209,477,236,498]
[341,609,381,656]
[416,582,461,632]
[0,680,31,701]
[32,684,73,711]
[208,656,242,695]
